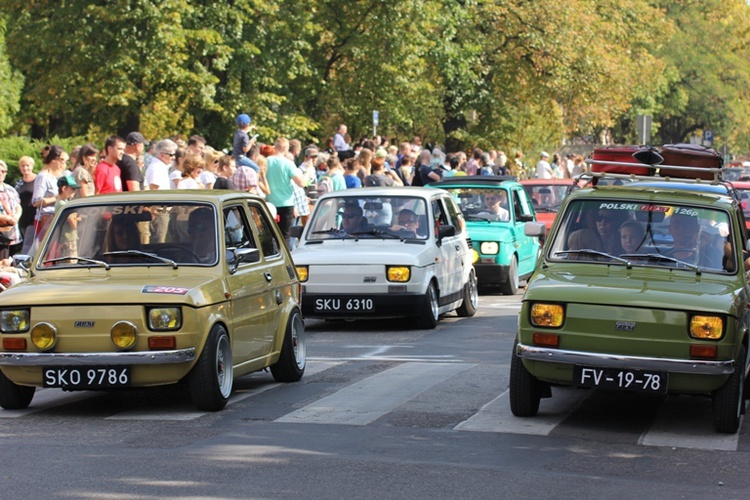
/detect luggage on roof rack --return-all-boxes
[590,145,654,176]
[659,143,723,180]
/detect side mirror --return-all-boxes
[437,224,456,240]
[289,226,304,239]
[524,221,546,237]
[228,247,260,273]
[12,254,31,272]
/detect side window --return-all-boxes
[443,196,465,233]
[223,205,256,250]
[249,204,281,258]
[515,188,534,218]
[432,199,450,237]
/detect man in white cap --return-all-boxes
[536,151,553,179]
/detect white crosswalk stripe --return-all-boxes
[276,362,475,425]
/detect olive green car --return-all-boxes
[0,191,305,412]
[510,181,750,433]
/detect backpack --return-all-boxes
[317,176,333,196]
[411,166,424,186]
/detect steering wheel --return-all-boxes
[670,248,697,260]
[156,244,202,263]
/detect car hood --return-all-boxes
[525,265,743,316]
[293,240,432,266]
[1,272,225,307]
[465,223,514,241]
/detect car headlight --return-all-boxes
[690,315,723,340]
[148,307,182,331]
[111,321,138,350]
[480,242,499,255]
[530,303,565,328]
[30,322,57,350]
[296,266,309,282]
[0,309,30,333]
[387,266,410,282]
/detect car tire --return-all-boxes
[189,325,233,411]
[509,340,543,417]
[0,370,34,410]
[712,345,746,433]
[456,271,478,317]
[271,309,306,382]
[415,281,439,329]
[500,256,519,296]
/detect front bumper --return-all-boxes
[302,293,427,319]
[516,342,734,375]
[474,263,509,286]
[0,348,196,367]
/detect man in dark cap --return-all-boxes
[118,132,148,191]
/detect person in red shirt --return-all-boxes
[94,135,126,194]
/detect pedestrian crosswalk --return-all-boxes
[0,359,744,451]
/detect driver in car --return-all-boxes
[668,213,722,268]
[478,192,510,221]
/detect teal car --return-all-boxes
[428,176,543,295]
[511,180,750,433]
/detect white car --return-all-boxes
[290,187,477,329]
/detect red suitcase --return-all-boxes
[659,143,723,180]
[591,145,654,176]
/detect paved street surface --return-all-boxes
[1,290,749,498]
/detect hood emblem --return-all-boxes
[363,276,377,282]
[74,321,95,328]
[615,321,636,331]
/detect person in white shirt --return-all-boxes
[535,151,553,179]
[144,139,177,243]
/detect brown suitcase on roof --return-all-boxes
[591,145,654,176]
[659,143,722,180]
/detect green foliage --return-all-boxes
[0,136,88,181]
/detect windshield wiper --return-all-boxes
[348,229,401,239]
[102,250,178,269]
[619,253,701,273]
[555,249,632,267]
[43,256,111,270]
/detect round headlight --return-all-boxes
[31,322,57,351]
[111,321,137,350]
[480,242,500,255]
[470,249,479,264]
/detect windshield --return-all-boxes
[306,195,428,240]
[442,187,511,222]
[548,199,735,273]
[522,184,568,212]
[38,202,218,268]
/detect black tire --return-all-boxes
[189,325,233,411]
[0,370,34,410]
[712,345,746,433]
[500,256,519,296]
[509,340,542,417]
[271,309,306,382]
[415,281,439,329]
[456,271,478,317]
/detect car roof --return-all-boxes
[519,178,575,185]
[316,186,446,201]
[570,181,736,207]
[427,175,517,188]
[61,189,266,207]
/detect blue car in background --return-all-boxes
[427,176,544,295]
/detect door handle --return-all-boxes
[264,272,273,282]
[455,245,460,251]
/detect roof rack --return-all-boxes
[583,159,724,184]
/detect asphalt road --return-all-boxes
[1,291,749,499]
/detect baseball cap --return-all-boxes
[125,132,148,145]
[375,147,387,158]
[57,174,81,189]
[236,114,252,126]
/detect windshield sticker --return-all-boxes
[142,286,190,295]
[597,202,671,213]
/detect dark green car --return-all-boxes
[510,181,750,433]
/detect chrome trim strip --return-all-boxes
[516,342,734,375]
[0,348,196,366]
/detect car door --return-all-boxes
[223,203,277,361]
[509,187,540,275]
[432,195,464,303]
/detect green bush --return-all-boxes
[0,136,91,183]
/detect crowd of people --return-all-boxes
[0,116,581,259]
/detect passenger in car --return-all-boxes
[619,220,645,255]
[187,207,217,263]
[566,228,601,260]
[595,210,629,255]
[390,209,420,238]
[105,214,142,253]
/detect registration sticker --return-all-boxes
[142,285,190,295]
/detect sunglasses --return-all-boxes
[343,213,359,219]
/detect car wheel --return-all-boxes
[189,325,233,411]
[271,309,306,382]
[415,281,439,329]
[712,345,746,433]
[500,256,519,296]
[0,370,34,410]
[509,340,543,417]
[456,271,478,317]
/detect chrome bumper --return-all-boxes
[0,348,196,366]
[516,342,735,375]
